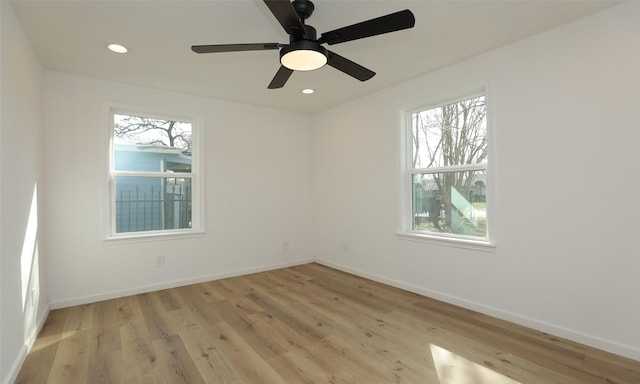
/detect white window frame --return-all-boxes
[106,106,204,241]
[398,88,495,250]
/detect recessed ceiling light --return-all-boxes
[302,88,315,94]
[107,44,128,54]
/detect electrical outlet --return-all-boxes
[156,255,166,267]
[31,288,36,307]
[282,241,290,251]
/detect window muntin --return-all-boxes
[109,111,199,237]
[407,93,489,242]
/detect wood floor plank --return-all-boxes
[115,294,145,324]
[210,321,289,384]
[155,287,186,313]
[168,307,240,383]
[198,281,230,302]
[324,332,438,383]
[181,292,226,327]
[119,319,159,381]
[211,299,289,360]
[64,303,95,333]
[267,350,338,384]
[16,263,640,383]
[244,290,331,343]
[152,335,206,384]
[210,278,267,315]
[137,291,179,341]
[87,299,123,383]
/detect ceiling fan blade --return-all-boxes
[191,43,282,54]
[263,0,305,36]
[268,66,294,89]
[326,50,375,82]
[319,9,415,45]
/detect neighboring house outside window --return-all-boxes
[400,91,491,246]
[108,110,202,238]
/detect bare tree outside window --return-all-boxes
[411,95,488,238]
[114,115,192,154]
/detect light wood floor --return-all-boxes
[16,263,640,383]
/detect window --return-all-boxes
[401,92,490,245]
[108,110,202,238]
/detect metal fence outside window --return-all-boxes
[115,183,191,233]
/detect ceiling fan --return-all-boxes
[191,0,415,89]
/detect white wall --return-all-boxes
[0,2,49,384]
[312,2,640,360]
[43,72,314,308]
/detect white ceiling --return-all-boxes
[11,0,618,114]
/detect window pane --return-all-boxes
[412,170,486,237]
[114,176,192,233]
[113,114,192,172]
[411,96,487,169]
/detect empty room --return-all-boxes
[1,0,639,383]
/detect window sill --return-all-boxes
[397,231,495,252]
[105,229,205,244]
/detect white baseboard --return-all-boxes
[315,258,640,362]
[3,303,50,384]
[50,258,314,309]
[2,345,28,384]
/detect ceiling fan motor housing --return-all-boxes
[292,0,314,21]
[291,24,318,42]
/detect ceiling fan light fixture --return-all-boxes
[280,41,327,71]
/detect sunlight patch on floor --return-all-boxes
[431,344,521,384]
[30,330,84,353]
